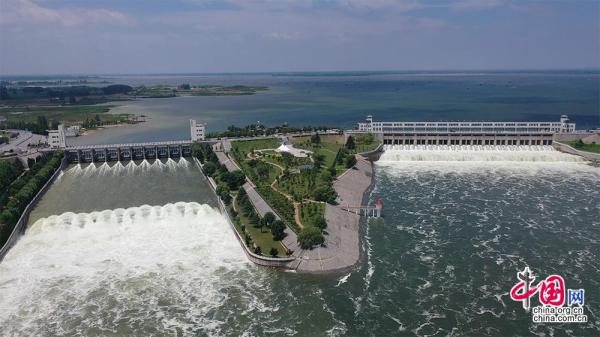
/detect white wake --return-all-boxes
[379,145,584,162]
[0,202,250,336]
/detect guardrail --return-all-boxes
[0,155,68,261]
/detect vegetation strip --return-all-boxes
[0,151,64,252]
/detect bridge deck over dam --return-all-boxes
[64,140,208,163]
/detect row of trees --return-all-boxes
[207,124,338,139]
[191,143,287,256]
[5,116,55,135]
[0,160,25,208]
[0,152,63,246]
[236,188,286,242]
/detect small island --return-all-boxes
[133,84,268,98]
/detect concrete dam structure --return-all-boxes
[53,119,208,163]
[349,115,576,146]
[64,141,194,163]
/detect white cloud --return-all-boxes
[0,0,132,26]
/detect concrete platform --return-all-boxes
[288,155,373,273]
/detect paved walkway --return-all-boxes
[216,151,240,172]
[216,147,373,272]
[290,155,373,273]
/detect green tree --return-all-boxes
[202,162,217,176]
[271,220,286,241]
[313,186,337,204]
[216,183,231,204]
[264,212,276,227]
[297,227,325,249]
[314,154,325,169]
[313,216,327,230]
[345,155,357,168]
[269,247,278,257]
[311,132,321,144]
[346,136,356,150]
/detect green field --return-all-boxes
[565,140,600,154]
[231,138,280,156]
[0,105,128,126]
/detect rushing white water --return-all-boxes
[0,202,250,336]
[67,158,192,178]
[379,145,585,162]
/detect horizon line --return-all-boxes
[1,67,599,78]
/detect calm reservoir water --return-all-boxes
[68,71,600,145]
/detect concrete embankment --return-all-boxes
[195,157,296,268]
[553,141,600,162]
[0,156,68,262]
[213,146,378,273]
[287,155,374,273]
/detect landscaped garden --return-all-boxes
[191,143,289,257]
[229,133,379,249]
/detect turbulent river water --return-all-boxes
[0,149,599,336]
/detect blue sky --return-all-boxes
[0,0,598,75]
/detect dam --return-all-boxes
[48,119,208,163]
[64,140,194,163]
[349,115,576,146]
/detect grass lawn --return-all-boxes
[231,138,280,157]
[355,141,380,153]
[564,141,600,154]
[232,197,286,257]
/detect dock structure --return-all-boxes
[347,115,576,146]
[342,199,384,218]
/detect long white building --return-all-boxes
[350,115,576,146]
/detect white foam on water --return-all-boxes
[377,145,600,176]
[0,202,250,336]
[66,158,193,177]
[380,145,584,162]
[335,273,352,287]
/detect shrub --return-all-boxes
[312,186,337,204]
[313,216,327,230]
[269,247,278,257]
[203,162,217,176]
[345,155,357,168]
[346,136,356,150]
[297,227,325,250]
